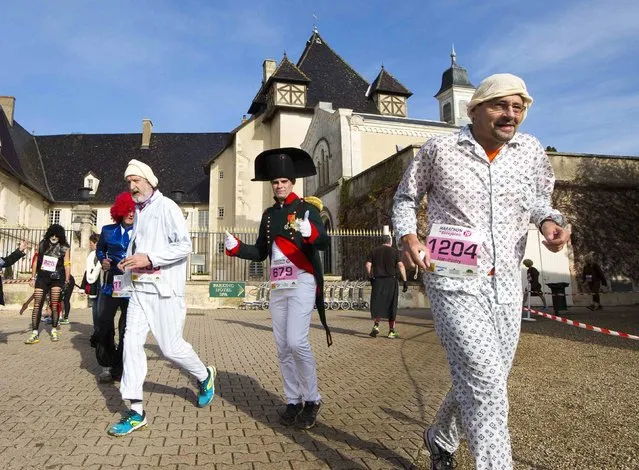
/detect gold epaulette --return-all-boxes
[303,196,323,211]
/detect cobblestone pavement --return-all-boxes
[0,305,637,469]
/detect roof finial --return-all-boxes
[451,44,457,66]
[313,14,319,33]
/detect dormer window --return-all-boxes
[375,94,407,117]
[274,83,306,108]
[368,67,412,118]
[83,172,100,196]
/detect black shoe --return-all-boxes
[424,427,457,469]
[278,403,303,426]
[297,401,321,429]
[111,369,122,382]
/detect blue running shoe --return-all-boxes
[107,410,147,436]
[197,366,216,407]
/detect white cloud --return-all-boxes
[527,90,639,154]
[474,0,639,76]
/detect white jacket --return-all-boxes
[123,190,192,298]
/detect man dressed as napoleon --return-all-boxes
[225,147,331,430]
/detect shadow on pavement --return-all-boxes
[218,317,372,339]
[68,321,128,413]
[0,327,19,344]
[69,319,200,413]
[0,310,36,344]
[217,369,416,469]
[337,309,437,331]
[143,380,198,406]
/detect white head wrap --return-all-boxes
[467,73,534,123]
[124,159,158,188]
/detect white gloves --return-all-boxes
[224,231,238,251]
[297,210,312,237]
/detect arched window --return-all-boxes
[313,140,331,190]
[442,102,452,123]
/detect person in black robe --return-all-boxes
[365,235,407,338]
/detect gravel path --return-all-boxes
[415,305,639,470]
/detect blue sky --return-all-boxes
[1,0,638,155]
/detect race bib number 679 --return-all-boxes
[426,224,483,278]
[270,258,299,290]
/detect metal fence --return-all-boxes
[0,227,75,279]
[189,229,273,282]
[326,229,387,280]
[187,229,390,281]
[0,226,390,282]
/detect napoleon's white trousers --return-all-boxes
[269,272,321,404]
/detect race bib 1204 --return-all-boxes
[426,224,483,278]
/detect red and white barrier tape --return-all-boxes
[2,279,30,284]
[523,307,639,341]
[535,291,639,297]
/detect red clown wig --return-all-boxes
[110,192,135,223]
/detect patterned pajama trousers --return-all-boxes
[425,276,521,470]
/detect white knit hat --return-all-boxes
[467,73,534,122]
[124,159,158,188]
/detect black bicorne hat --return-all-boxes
[251,147,317,182]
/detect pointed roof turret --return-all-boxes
[248,54,310,114]
[367,65,412,98]
[270,53,311,84]
[435,45,474,97]
[295,31,378,113]
[248,30,387,116]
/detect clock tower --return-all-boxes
[435,46,475,126]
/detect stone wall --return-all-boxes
[340,148,639,297]
[549,153,639,290]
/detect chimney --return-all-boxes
[262,59,277,85]
[0,96,16,126]
[141,118,153,149]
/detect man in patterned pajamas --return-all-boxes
[392,74,570,469]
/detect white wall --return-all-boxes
[0,172,50,227]
[521,224,574,307]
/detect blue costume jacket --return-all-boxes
[96,223,132,295]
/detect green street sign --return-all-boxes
[209,282,246,298]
